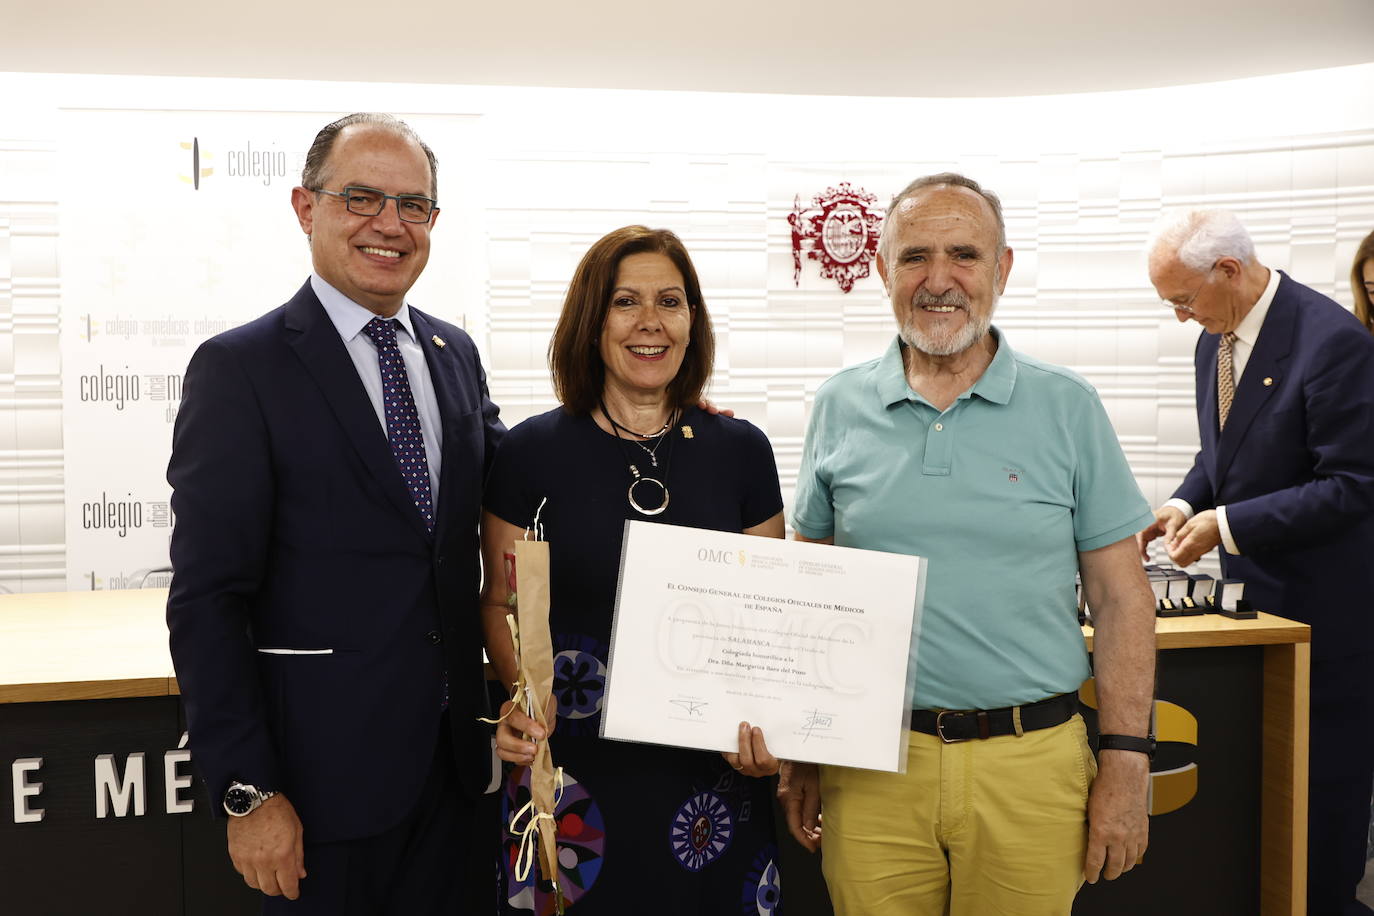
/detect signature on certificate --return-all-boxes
[801,709,835,741]
[670,698,709,717]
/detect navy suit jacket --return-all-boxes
[1174,272,1374,660]
[166,281,504,842]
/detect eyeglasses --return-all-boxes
[312,186,438,224]
[1161,264,1217,314]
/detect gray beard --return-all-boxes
[898,297,993,356]
[899,315,989,356]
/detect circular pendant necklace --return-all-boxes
[627,471,670,516]
[601,399,678,516]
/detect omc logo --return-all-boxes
[179,138,214,190]
[1079,679,1198,815]
[696,547,745,566]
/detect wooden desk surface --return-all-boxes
[0,588,177,703]
[0,590,1312,704]
[1083,611,1311,651]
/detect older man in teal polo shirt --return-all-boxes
[778,172,1157,916]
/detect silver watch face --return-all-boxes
[224,784,258,816]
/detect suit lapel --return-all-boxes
[283,281,432,542]
[410,309,466,545]
[1213,277,1296,483]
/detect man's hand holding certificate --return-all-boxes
[601,521,926,772]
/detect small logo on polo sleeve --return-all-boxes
[1003,466,1022,483]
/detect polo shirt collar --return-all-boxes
[875,338,912,407]
[970,327,1016,405]
[876,326,1017,407]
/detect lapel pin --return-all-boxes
[681,426,694,439]
[1263,377,1273,387]
[431,335,447,349]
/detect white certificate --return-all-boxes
[601,521,926,772]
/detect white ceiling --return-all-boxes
[5,0,1373,98]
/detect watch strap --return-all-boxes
[1097,733,1156,759]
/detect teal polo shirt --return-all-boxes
[792,329,1152,710]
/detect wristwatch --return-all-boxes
[1096,733,1156,760]
[223,781,277,817]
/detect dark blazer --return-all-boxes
[1174,271,1374,660]
[166,280,504,843]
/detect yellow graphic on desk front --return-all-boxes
[1078,679,1199,816]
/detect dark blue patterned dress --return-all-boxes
[484,406,784,916]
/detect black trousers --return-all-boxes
[1307,653,1374,916]
[262,722,491,916]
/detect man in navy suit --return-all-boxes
[1139,209,1374,915]
[167,112,503,913]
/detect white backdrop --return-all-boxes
[51,105,482,591]
[1,64,1371,593]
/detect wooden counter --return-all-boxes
[0,591,1310,916]
[0,588,177,703]
[1083,610,1311,651]
[1085,611,1311,916]
[1,590,1310,703]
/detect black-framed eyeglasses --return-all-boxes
[312,186,438,224]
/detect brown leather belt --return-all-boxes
[910,692,1078,743]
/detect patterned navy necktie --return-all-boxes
[361,317,434,531]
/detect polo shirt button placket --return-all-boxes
[923,411,955,476]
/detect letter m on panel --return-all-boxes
[94,752,147,818]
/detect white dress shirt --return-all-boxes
[1165,267,1281,556]
[312,273,443,502]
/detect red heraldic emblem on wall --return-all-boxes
[788,183,883,293]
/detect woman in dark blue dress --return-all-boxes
[480,226,785,915]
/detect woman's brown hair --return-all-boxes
[549,226,715,413]
[1352,229,1374,334]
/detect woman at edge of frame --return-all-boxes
[479,225,786,914]
[1351,228,1374,335]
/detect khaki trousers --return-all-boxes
[819,715,1096,916]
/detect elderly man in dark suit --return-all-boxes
[1139,208,1374,915]
[166,112,503,914]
